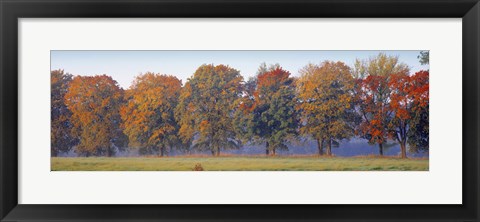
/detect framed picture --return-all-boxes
[1,0,478,221]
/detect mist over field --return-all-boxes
[57,137,428,158]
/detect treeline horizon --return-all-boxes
[51,52,429,158]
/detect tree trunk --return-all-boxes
[378,143,384,156]
[272,148,276,156]
[400,142,407,159]
[160,146,165,157]
[326,138,332,156]
[106,147,111,157]
[215,145,220,157]
[317,138,324,156]
[265,141,270,156]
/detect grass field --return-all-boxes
[51,156,429,171]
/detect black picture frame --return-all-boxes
[1,0,479,221]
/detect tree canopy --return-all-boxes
[121,73,183,156]
[176,64,244,156]
[239,65,299,155]
[297,61,357,156]
[354,53,410,156]
[64,75,126,156]
[51,69,77,156]
[388,70,429,157]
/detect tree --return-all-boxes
[354,53,410,156]
[121,73,182,156]
[356,75,392,156]
[388,70,429,158]
[64,75,127,157]
[240,65,298,156]
[409,52,429,152]
[418,51,429,65]
[233,76,257,146]
[353,53,410,79]
[297,61,356,156]
[174,82,195,155]
[175,64,243,156]
[51,69,77,156]
[407,106,429,153]
[256,62,281,75]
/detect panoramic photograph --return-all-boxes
[51,50,429,171]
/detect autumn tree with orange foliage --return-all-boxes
[239,65,298,156]
[356,75,393,156]
[354,53,410,156]
[51,69,77,156]
[388,70,429,158]
[176,64,243,156]
[297,61,357,156]
[121,73,183,156]
[64,75,127,157]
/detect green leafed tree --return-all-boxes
[121,72,183,156]
[239,65,298,156]
[175,64,244,156]
[297,61,357,156]
[51,69,77,156]
[418,51,429,65]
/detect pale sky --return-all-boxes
[51,50,429,89]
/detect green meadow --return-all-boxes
[51,156,429,171]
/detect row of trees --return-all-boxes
[51,53,429,158]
